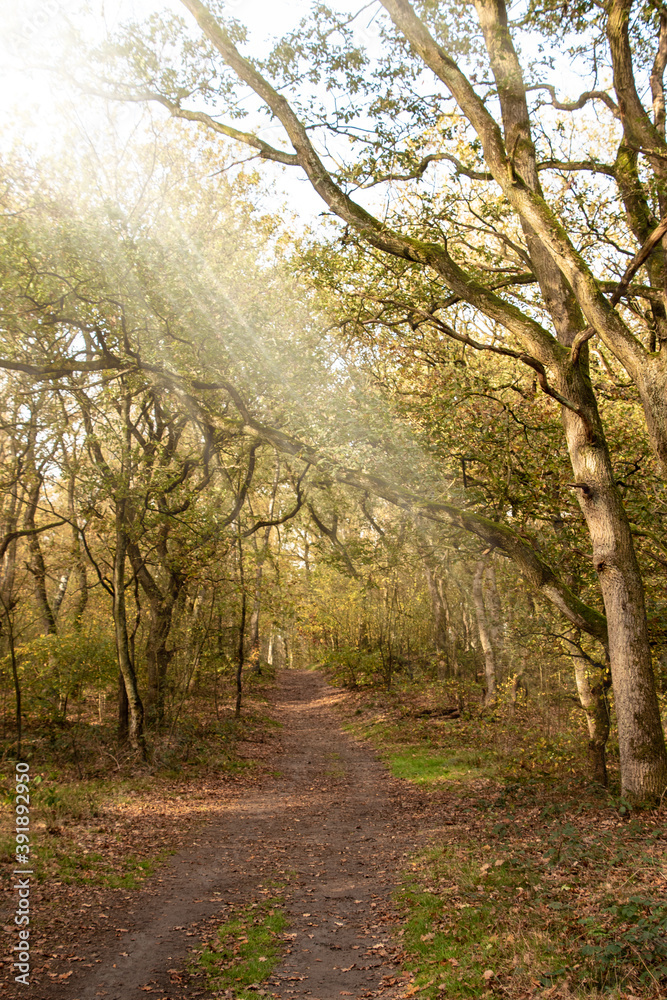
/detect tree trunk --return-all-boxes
[574,661,610,787]
[471,0,667,801]
[424,562,449,663]
[508,665,528,717]
[248,465,280,675]
[472,557,497,705]
[248,558,263,676]
[483,558,505,676]
[118,670,129,743]
[563,634,610,787]
[113,504,145,754]
[24,478,57,635]
[557,366,667,801]
[125,534,184,727]
[235,532,246,718]
[67,476,88,628]
[2,601,21,757]
[235,580,246,719]
[144,605,175,726]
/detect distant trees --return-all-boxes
[0,144,321,749]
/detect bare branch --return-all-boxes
[357,152,492,187]
[526,83,620,118]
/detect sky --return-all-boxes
[0,0,382,223]
[0,0,373,135]
[0,0,594,228]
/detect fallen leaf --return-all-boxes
[483,969,494,980]
[420,932,435,942]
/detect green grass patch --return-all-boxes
[398,846,564,999]
[387,747,499,785]
[193,898,288,997]
[398,843,667,998]
[35,840,165,887]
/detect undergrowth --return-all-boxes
[0,669,279,888]
[337,676,667,999]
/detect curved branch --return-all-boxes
[219,440,261,529]
[0,520,66,561]
[153,97,300,166]
[237,419,607,647]
[526,83,620,118]
[358,151,492,187]
[537,158,617,177]
[242,467,308,536]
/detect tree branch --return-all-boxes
[526,83,619,117]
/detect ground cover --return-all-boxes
[0,668,414,1000]
[335,678,667,1000]
[0,671,279,992]
[3,666,666,1000]
[192,896,288,997]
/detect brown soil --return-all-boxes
[15,669,429,1000]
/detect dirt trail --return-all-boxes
[34,669,423,1000]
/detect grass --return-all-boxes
[39,845,163,887]
[387,747,499,784]
[193,898,288,997]
[336,677,667,999]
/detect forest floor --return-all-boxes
[2,668,667,1000]
[1,669,432,1000]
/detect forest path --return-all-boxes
[38,669,424,1000]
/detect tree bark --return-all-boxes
[23,475,57,636]
[67,473,88,627]
[113,501,145,754]
[472,556,497,706]
[563,635,610,787]
[483,558,505,676]
[235,533,246,719]
[423,561,449,665]
[118,670,129,743]
[557,366,667,800]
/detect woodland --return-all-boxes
[2,0,667,997]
